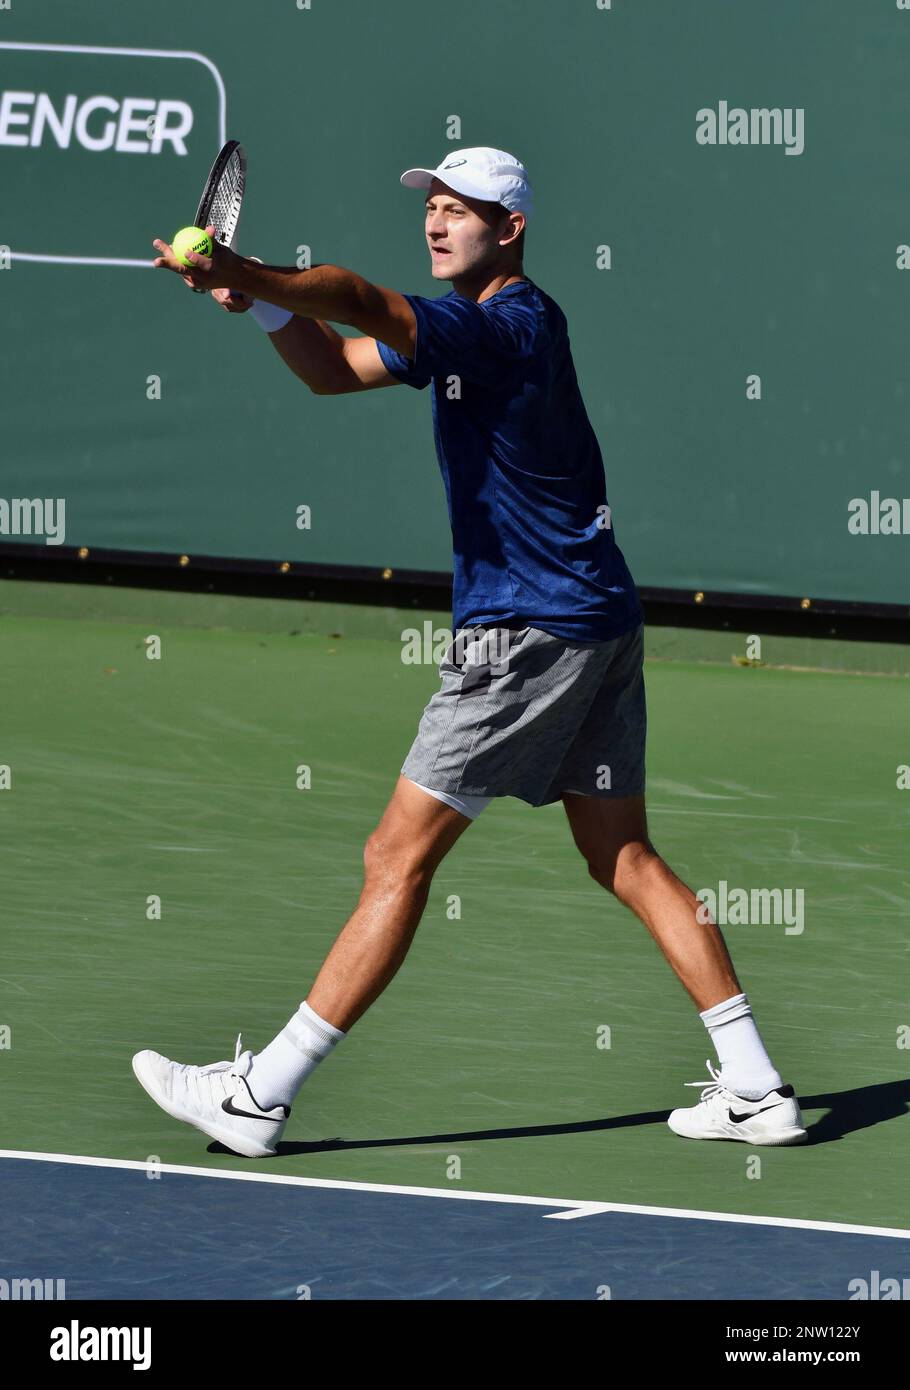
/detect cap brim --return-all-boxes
[400,167,499,206]
[400,168,435,188]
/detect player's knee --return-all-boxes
[363,831,436,888]
[588,838,657,900]
[362,831,391,879]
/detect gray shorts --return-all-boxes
[401,622,646,810]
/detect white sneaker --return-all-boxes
[132,1033,288,1159]
[668,1060,808,1145]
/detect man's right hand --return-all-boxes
[211,287,253,313]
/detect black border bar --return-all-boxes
[0,542,907,644]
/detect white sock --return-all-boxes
[700,993,783,1100]
[246,1000,345,1111]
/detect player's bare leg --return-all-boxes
[132,776,475,1156]
[562,790,806,1141]
[238,774,473,1110]
[306,775,474,1031]
[561,792,740,1011]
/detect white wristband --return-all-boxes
[244,258,293,333]
[250,299,294,333]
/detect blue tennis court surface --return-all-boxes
[2,1155,908,1300]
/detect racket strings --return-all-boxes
[199,149,245,247]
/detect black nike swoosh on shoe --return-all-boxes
[728,1101,787,1123]
[222,1096,287,1122]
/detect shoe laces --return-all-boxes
[683,1059,736,1106]
[183,1034,251,1107]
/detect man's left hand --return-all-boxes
[152,224,244,292]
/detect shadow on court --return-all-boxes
[204,1078,910,1159]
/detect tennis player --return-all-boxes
[134,147,807,1156]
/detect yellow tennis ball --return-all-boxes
[172,226,213,266]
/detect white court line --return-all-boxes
[9,254,153,268]
[2,1149,908,1239]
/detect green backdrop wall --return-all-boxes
[1,0,906,605]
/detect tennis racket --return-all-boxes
[190,139,247,295]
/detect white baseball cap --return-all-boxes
[399,146,533,221]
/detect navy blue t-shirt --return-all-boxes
[376,279,641,641]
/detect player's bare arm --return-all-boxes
[152,231,416,357]
[266,318,400,394]
[237,262,416,359]
[209,289,398,395]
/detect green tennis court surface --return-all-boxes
[0,584,907,1249]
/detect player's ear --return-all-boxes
[500,210,523,246]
